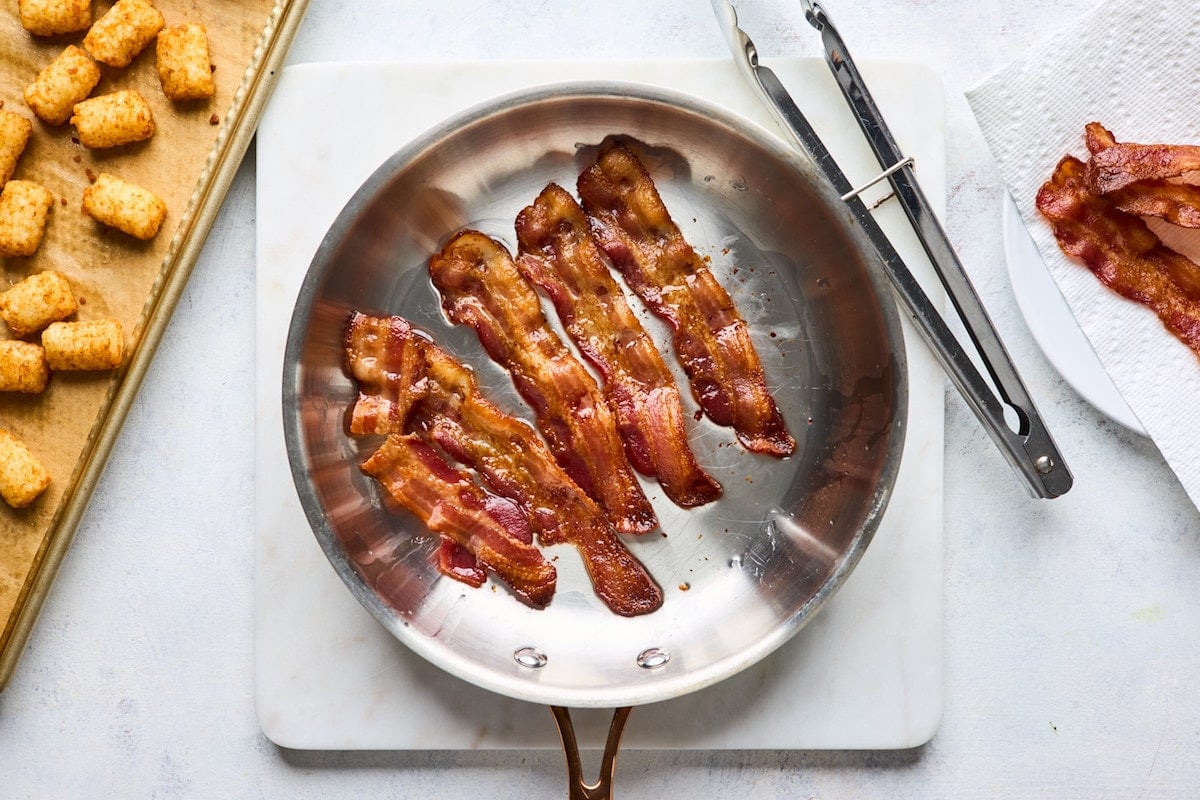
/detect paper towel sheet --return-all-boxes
[966,0,1200,510]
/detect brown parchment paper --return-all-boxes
[0,0,286,666]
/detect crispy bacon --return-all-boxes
[346,313,663,617]
[360,434,556,608]
[515,183,722,508]
[418,340,663,617]
[576,143,795,457]
[428,231,657,536]
[1036,156,1200,354]
[345,312,428,435]
[345,313,483,585]
[1106,181,1200,229]
[1084,121,1200,195]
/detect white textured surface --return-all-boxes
[254,58,944,751]
[2,1,1198,798]
[966,0,1200,511]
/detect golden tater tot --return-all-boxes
[18,0,91,36]
[42,319,124,371]
[71,90,155,149]
[0,110,33,187]
[24,45,102,126]
[81,173,166,240]
[0,428,51,508]
[0,181,54,258]
[0,341,49,394]
[83,0,165,68]
[156,23,215,101]
[0,271,78,337]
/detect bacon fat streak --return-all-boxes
[576,143,795,457]
[516,183,722,508]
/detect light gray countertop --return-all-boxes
[3,1,1197,797]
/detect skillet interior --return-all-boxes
[282,84,907,708]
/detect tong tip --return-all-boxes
[710,0,759,70]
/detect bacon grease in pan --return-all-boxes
[1036,156,1200,355]
[515,183,722,508]
[577,143,795,457]
[346,313,663,617]
[360,433,557,609]
[428,231,657,536]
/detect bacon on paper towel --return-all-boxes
[1036,155,1200,355]
[1081,122,1200,229]
[1084,121,1200,195]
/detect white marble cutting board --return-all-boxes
[254,58,945,750]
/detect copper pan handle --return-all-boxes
[550,706,633,800]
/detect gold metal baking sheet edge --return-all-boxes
[0,0,312,692]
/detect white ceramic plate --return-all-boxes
[1001,193,1147,436]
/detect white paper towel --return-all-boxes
[966,0,1200,510]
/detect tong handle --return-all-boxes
[801,0,1072,498]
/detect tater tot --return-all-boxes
[24,45,102,126]
[81,173,166,240]
[0,428,51,508]
[83,0,165,68]
[0,110,33,187]
[0,271,78,337]
[42,319,123,371]
[18,0,91,36]
[70,90,155,149]
[156,23,215,101]
[0,181,54,258]
[0,341,49,394]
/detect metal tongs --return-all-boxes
[712,0,1073,498]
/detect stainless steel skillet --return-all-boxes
[281,83,906,797]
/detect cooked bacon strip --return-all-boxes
[345,313,484,587]
[361,434,556,609]
[1036,156,1200,355]
[515,183,722,508]
[1107,181,1200,229]
[1083,120,1118,155]
[428,231,657,536]
[1084,121,1200,195]
[346,313,663,617]
[577,143,795,457]
[345,312,429,435]
[418,342,663,616]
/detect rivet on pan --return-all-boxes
[1035,455,1055,474]
[636,648,670,669]
[513,646,548,669]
